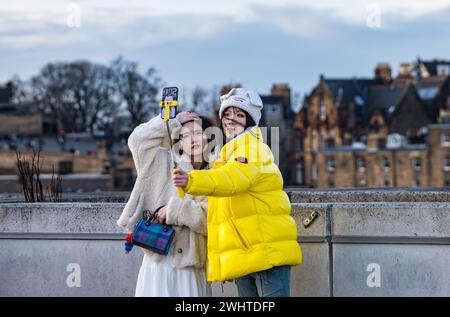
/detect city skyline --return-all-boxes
[1,0,450,103]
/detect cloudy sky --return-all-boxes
[1,0,449,106]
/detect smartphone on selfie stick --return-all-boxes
[160,87,185,197]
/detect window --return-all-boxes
[328,178,334,188]
[325,137,335,148]
[327,157,335,173]
[312,130,318,151]
[382,157,390,172]
[312,163,317,180]
[411,157,421,171]
[296,162,304,185]
[437,64,450,76]
[266,105,278,114]
[441,133,450,147]
[319,99,326,121]
[378,138,386,149]
[295,130,303,151]
[445,175,450,187]
[58,161,73,175]
[356,157,366,172]
[384,179,390,187]
[444,155,450,172]
[412,179,421,187]
[358,178,367,187]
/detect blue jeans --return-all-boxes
[235,265,291,297]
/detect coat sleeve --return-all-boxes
[117,115,180,231]
[116,177,146,232]
[183,160,260,197]
[128,115,181,178]
[165,196,207,236]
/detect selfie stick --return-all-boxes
[160,98,178,168]
[160,94,185,197]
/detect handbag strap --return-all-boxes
[144,205,166,223]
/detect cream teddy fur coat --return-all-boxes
[117,115,215,269]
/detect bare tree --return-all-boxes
[191,86,211,115]
[111,56,162,129]
[15,150,62,202]
[9,76,33,104]
[180,86,213,116]
[68,61,117,134]
[31,62,77,132]
[31,61,118,135]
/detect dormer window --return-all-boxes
[437,64,450,76]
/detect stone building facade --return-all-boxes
[292,58,450,188]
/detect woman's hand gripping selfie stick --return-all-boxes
[160,87,186,198]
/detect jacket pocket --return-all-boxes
[229,219,251,251]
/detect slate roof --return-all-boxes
[421,60,450,77]
[0,134,100,155]
[323,78,381,108]
[364,85,406,120]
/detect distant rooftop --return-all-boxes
[0,135,99,155]
[319,143,427,153]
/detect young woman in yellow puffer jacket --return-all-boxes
[172,88,302,297]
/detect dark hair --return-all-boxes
[198,115,214,132]
[244,112,256,129]
[173,115,214,169]
[220,108,256,142]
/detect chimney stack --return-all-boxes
[374,63,392,82]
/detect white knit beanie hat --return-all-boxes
[219,88,263,126]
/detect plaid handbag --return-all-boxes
[128,206,175,255]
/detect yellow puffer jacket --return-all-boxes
[181,127,302,282]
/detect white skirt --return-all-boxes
[135,251,212,297]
